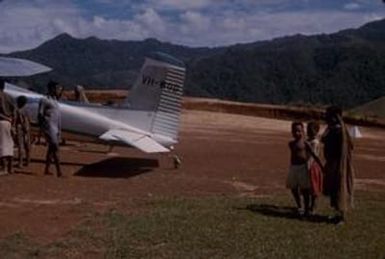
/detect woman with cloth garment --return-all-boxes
[0,79,15,175]
[321,106,354,224]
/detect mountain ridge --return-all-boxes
[4,18,385,108]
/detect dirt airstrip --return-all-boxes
[0,110,384,243]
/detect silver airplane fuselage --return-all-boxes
[2,53,186,153]
[5,85,176,148]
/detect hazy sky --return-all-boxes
[0,0,384,53]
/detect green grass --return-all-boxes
[0,233,41,258]
[103,193,385,259]
[1,192,385,258]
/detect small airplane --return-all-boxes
[1,53,186,153]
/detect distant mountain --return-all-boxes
[6,34,222,90]
[5,18,385,108]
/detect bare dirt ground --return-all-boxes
[0,110,384,244]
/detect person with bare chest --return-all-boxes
[286,122,311,217]
[38,81,62,177]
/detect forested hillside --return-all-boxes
[4,18,385,108]
[187,19,385,108]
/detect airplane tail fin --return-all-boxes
[123,52,186,141]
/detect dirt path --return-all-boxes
[0,110,384,242]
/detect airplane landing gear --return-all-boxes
[172,155,181,169]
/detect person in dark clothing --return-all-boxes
[321,106,354,224]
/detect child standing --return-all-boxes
[15,96,31,168]
[306,121,323,214]
[287,122,311,217]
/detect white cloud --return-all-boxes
[344,2,361,10]
[135,8,166,35]
[363,13,385,23]
[0,1,149,52]
[171,10,385,46]
[0,1,81,52]
[147,0,212,10]
[180,11,211,32]
[0,0,384,53]
[84,16,146,39]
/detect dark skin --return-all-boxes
[0,84,14,174]
[289,138,307,166]
[288,124,310,215]
[322,113,343,162]
[43,85,62,177]
[15,102,31,168]
[306,126,324,213]
[322,110,346,223]
[44,142,61,177]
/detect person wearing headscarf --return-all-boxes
[0,79,15,175]
[38,81,62,177]
[321,106,354,224]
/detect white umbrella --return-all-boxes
[0,57,52,77]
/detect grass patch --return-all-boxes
[0,213,106,258]
[103,192,385,258]
[0,233,41,258]
[1,192,384,258]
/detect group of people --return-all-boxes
[287,106,354,224]
[0,79,62,177]
[0,78,356,221]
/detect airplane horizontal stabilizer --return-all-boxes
[99,129,169,153]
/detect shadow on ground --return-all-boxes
[244,204,331,223]
[76,149,110,154]
[74,157,159,178]
[31,158,88,167]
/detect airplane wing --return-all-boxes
[99,129,169,153]
[0,57,52,76]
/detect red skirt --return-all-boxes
[309,162,323,196]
